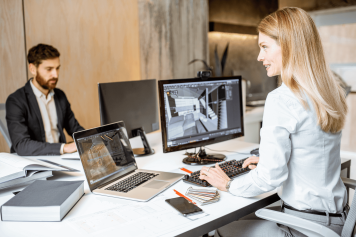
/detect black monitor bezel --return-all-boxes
[158,76,244,153]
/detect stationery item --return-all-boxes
[165,197,203,217]
[180,168,192,174]
[1,180,84,222]
[0,171,53,190]
[0,152,78,184]
[174,189,196,205]
[185,187,220,205]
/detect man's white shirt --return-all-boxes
[30,79,65,154]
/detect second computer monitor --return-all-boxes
[158,76,244,153]
[98,79,159,156]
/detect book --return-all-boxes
[1,180,84,221]
[0,152,78,184]
[0,171,53,190]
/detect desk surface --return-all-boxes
[0,132,350,237]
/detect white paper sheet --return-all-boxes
[64,194,209,237]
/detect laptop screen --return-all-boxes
[74,122,137,191]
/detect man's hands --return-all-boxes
[242,156,260,170]
[199,163,231,191]
[63,142,77,154]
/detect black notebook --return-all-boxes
[1,180,84,222]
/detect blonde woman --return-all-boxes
[200,7,348,236]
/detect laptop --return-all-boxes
[73,121,184,202]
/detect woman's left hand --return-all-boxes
[199,163,231,191]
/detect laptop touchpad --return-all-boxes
[143,180,169,189]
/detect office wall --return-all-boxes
[23,0,142,141]
[0,0,27,152]
[138,0,209,80]
[318,24,356,64]
[279,0,356,11]
[209,0,278,26]
[318,23,356,152]
[208,0,278,100]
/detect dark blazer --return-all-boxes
[6,80,84,156]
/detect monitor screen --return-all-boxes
[98,79,159,138]
[158,76,244,153]
[73,122,137,191]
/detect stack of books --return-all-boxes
[185,187,220,205]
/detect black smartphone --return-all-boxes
[165,197,203,216]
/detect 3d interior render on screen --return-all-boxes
[162,79,243,148]
[158,77,245,165]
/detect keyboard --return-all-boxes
[182,158,252,187]
[105,172,158,193]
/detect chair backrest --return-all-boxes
[340,177,356,237]
[0,103,12,148]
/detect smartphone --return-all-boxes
[165,197,203,216]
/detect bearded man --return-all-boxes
[6,44,84,156]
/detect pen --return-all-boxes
[180,167,192,174]
[174,189,197,205]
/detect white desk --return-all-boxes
[0,132,350,237]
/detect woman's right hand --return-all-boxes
[242,156,260,170]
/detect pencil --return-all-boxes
[174,189,197,205]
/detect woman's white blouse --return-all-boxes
[229,83,347,213]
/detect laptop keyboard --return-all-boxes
[105,172,158,193]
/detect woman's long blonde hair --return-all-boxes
[258,7,347,133]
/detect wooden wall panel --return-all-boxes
[24,0,142,140]
[138,0,209,81]
[0,0,27,152]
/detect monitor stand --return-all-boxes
[131,127,155,157]
[182,147,226,165]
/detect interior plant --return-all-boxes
[188,43,229,77]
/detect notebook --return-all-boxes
[0,153,78,184]
[73,121,183,202]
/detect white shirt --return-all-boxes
[30,79,65,154]
[230,83,347,213]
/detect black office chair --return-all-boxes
[256,177,356,237]
[0,103,12,149]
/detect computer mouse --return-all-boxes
[250,148,260,157]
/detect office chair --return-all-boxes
[256,177,356,237]
[0,103,12,149]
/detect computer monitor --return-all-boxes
[158,76,244,165]
[98,79,159,156]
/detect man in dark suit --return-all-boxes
[6,44,84,156]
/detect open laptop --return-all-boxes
[73,121,183,202]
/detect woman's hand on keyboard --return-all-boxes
[199,163,231,191]
[242,156,259,170]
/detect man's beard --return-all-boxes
[35,72,58,90]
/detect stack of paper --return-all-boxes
[185,187,220,205]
